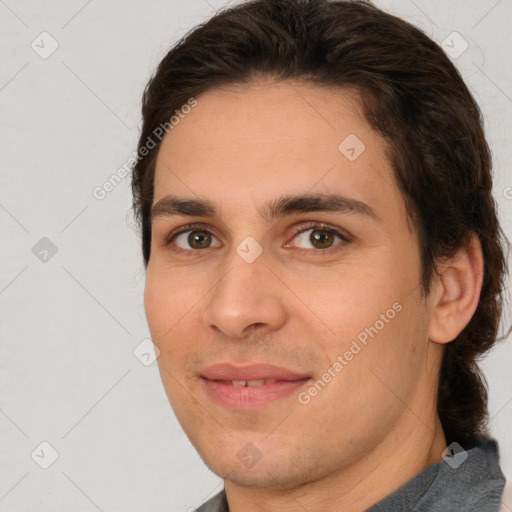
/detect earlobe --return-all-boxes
[428,232,484,344]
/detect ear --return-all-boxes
[428,232,484,344]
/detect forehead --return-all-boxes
[153,80,405,225]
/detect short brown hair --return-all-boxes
[131,0,510,444]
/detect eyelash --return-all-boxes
[164,222,353,256]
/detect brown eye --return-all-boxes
[187,231,211,249]
[310,229,335,249]
[166,222,350,255]
[293,227,345,251]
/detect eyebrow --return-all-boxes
[150,192,381,224]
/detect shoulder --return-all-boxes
[196,490,228,512]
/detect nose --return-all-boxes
[202,251,288,339]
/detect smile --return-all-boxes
[199,362,312,409]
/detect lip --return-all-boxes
[201,362,310,381]
[200,363,311,410]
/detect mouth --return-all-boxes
[200,363,312,410]
[218,379,279,387]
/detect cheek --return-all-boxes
[291,265,401,345]
[144,270,169,338]
[144,265,196,333]
[144,266,207,374]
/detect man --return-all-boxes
[131,0,508,510]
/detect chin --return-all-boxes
[214,465,298,490]
[199,446,324,491]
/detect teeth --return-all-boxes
[247,380,265,387]
[229,379,276,387]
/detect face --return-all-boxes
[144,80,442,490]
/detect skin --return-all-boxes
[144,79,484,512]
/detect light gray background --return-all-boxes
[0,0,511,510]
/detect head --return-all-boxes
[132,0,508,491]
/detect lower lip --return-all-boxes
[201,378,311,410]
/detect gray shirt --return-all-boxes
[196,435,505,511]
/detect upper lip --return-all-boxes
[201,363,310,381]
